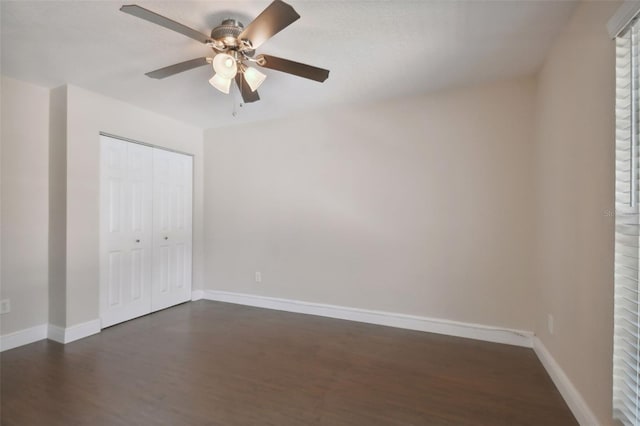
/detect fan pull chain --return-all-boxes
[231,75,245,117]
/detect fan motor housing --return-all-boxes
[211,19,244,47]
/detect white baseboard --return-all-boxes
[47,324,65,343]
[191,290,204,301]
[203,290,534,348]
[0,323,48,352]
[533,337,599,426]
[1,320,100,351]
[47,319,101,344]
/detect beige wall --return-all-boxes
[49,86,67,327]
[1,76,50,334]
[1,80,206,331]
[204,77,537,331]
[61,85,205,326]
[533,1,618,424]
[0,2,624,421]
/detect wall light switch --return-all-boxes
[547,314,554,335]
[255,272,262,283]
[0,299,11,315]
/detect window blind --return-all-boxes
[614,20,640,426]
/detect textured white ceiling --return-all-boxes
[1,0,577,129]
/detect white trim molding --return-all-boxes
[608,1,640,39]
[203,290,534,348]
[191,290,204,301]
[46,324,65,343]
[532,337,600,426]
[1,319,102,351]
[0,324,48,352]
[47,319,101,344]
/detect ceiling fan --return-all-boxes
[120,1,330,103]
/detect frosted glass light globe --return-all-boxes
[212,54,238,79]
[209,74,232,94]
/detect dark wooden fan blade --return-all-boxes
[238,0,300,50]
[257,55,329,82]
[235,74,260,103]
[145,57,210,79]
[120,5,211,44]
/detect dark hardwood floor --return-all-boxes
[1,301,577,425]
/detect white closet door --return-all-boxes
[99,136,153,328]
[151,148,193,311]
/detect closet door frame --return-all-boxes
[99,132,194,329]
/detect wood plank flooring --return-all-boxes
[1,300,577,425]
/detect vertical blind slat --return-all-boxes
[614,22,640,426]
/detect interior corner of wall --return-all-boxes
[48,81,68,330]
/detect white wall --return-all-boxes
[1,76,50,334]
[59,85,205,326]
[533,2,618,424]
[203,77,536,331]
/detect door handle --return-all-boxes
[135,239,140,243]
[164,236,168,240]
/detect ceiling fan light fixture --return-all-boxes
[212,53,238,79]
[243,66,267,92]
[209,74,232,94]
[122,2,330,104]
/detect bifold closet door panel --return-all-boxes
[99,136,154,328]
[151,148,193,311]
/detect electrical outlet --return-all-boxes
[547,314,554,335]
[255,271,262,283]
[0,299,11,315]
